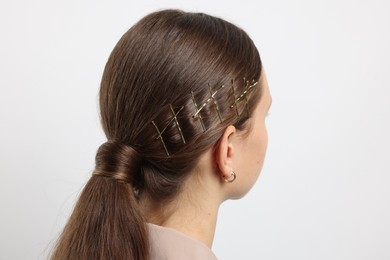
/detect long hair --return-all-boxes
[51,9,262,260]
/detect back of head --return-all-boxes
[51,9,262,260]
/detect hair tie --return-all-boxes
[93,141,141,184]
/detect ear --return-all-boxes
[215,125,236,181]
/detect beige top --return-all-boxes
[147,223,218,260]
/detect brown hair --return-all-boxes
[51,9,262,260]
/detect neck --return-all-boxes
[161,200,220,247]
[140,174,222,248]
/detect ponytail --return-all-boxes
[51,141,149,260]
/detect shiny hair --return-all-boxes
[51,9,262,260]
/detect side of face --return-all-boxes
[227,71,272,199]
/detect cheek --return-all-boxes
[252,122,267,155]
[246,126,268,186]
[259,125,268,157]
[232,124,268,199]
[251,124,268,178]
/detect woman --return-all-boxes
[51,9,272,260]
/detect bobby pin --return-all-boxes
[191,91,207,132]
[208,83,223,123]
[192,84,225,119]
[244,90,250,117]
[169,104,186,144]
[151,105,186,157]
[232,79,258,104]
[230,79,240,117]
[230,79,258,117]
[151,121,170,156]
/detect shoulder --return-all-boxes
[147,223,218,260]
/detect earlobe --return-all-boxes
[215,125,236,181]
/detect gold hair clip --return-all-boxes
[169,104,186,144]
[191,91,206,132]
[230,79,239,117]
[208,83,223,123]
[151,104,186,156]
[230,78,258,117]
[192,84,225,131]
[151,78,258,157]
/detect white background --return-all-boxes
[1,0,389,259]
